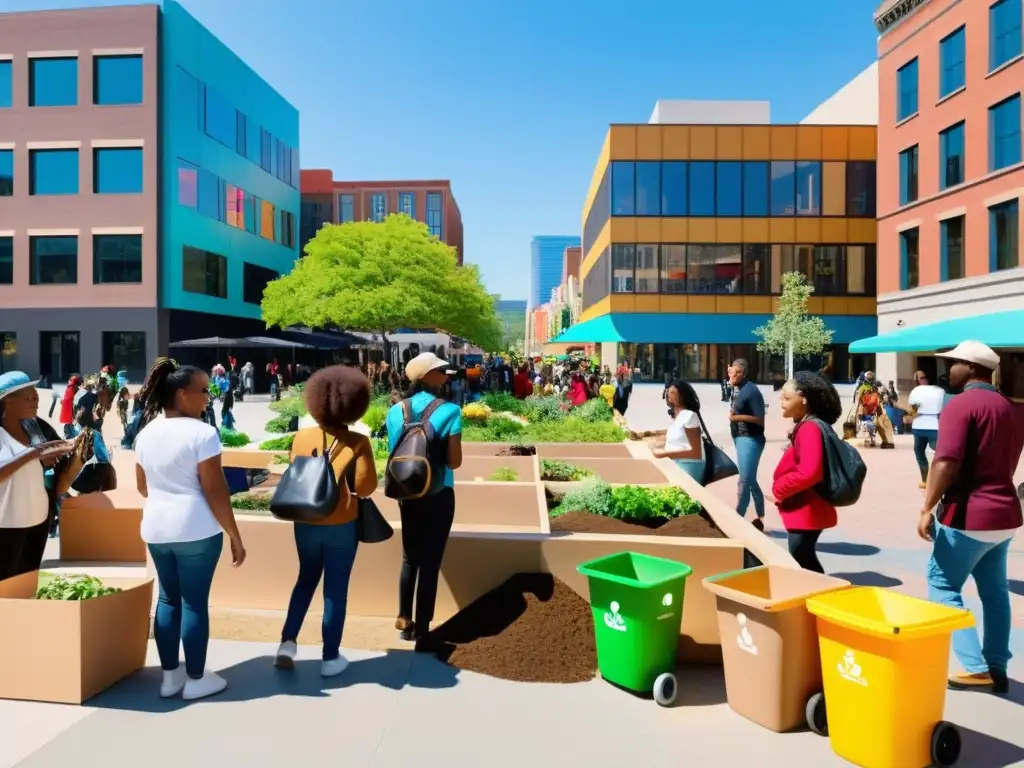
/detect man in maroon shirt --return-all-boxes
[919,340,1022,695]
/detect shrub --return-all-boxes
[265,416,292,433]
[522,395,567,423]
[539,459,593,482]
[608,485,702,524]
[462,402,492,422]
[271,454,290,465]
[363,403,388,433]
[488,467,519,482]
[573,397,613,423]
[268,393,307,419]
[481,392,528,416]
[259,434,294,451]
[553,478,613,518]
[527,417,624,443]
[231,492,272,511]
[370,437,390,463]
[219,428,251,447]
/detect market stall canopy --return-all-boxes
[849,310,1024,353]
[279,327,380,350]
[168,337,243,348]
[169,336,313,349]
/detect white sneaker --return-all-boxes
[321,656,349,678]
[182,671,227,701]
[275,641,298,669]
[160,667,186,698]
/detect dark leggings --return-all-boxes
[788,529,824,573]
[398,486,456,634]
[0,520,50,582]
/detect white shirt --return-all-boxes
[665,410,703,457]
[134,417,224,545]
[908,385,946,431]
[0,428,49,529]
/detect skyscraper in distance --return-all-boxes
[531,235,580,307]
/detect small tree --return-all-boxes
[753,272,833,379]
[261,215,501,359]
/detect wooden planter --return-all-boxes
[371,480,547,530]
[59,489,146,563]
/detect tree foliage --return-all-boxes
[261,215,501,350]
[753,271,833,357]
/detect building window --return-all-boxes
[899,228,920,290]
[260,129,272,173]
[177,158,198,208]
[846,162,876,216]
[398,192,415,218]
[0,61,11,108]
[0,332,18,373]
[93,55,143,105]
[197,167,221,220]
[990,0,1023,71]
[941,216,965,281]
[898,145,919,205]
[0,236,11,284]
[661,161,687,216]
[29,57,77,107]
[989,199,1019,271]
[635,244,659,292]
[846,245,875,295]
[93,234,141,284]
[280,210,295,248]
[29,235,77,285]
[29,149,79,195]
[243,262,279,304]
[225,183,243,228]
[582,246,610,310]
[204,87,238,150]
[989,94,1022,171]
[182,245,227,298]
[426,192,443,238]
[370,193,386,222]
[0,149,12,196]
[742,244,769,294]
[245,115,261,164]
[795,161,822,216]
[660,244,686,293]
[102,332,146,383]
[339,194,354,223]
[896,58,919,121]
[813,245,843,295]
[635,161,661,216]
[236,113,247,155]
[689,161,715,216]
[769,161,795,215]
[260,199,276,241]
[692,245,742,293]
[939,122,965,189]
[742,161,769,216]
[611,244,634,292]
[715,162,742,216]
[93,147,143,194]
[822,162,846,215]
[939,27,966,98]
[611,161,635,216]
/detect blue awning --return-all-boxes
[849,310,1024,353]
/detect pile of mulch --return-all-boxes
[498,444,537,456]
[550,510,725,539]
[428,573,597,683]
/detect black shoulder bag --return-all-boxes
[270,432,340,522]
[695,411,739,486]
[345,459,393,544]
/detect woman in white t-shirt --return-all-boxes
[908,370,947,488]
[134,358,246,703]
[652,379,706,483]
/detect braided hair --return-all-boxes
[136,357,205,432]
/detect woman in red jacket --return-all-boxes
[59,375,82,439]
[772,371,843,573]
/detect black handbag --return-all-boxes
[270,432,340,522]
[696,412,739,485]
[346,462,393,544]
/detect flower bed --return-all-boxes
[462,393,625,443]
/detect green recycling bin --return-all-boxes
[577,551,693,706]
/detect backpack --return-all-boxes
[804,418,867,507]
[384,398,446,501]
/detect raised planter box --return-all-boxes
[462,442,631,459]
[540,456,668,484]
[221,449,288,470]
[372,480,547,530]
[59,489,146,563]
[0,572,153,703]
[454,455,538,483]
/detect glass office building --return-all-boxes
[531,235,580,307]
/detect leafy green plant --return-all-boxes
[487,418,526,441]
[259,434,295,451]
[271,454,290,465]
[219,428,252,447]
[231,492,273,511]
[363,403,388,434]
[552,478,614,518]
[573,397,613,423]
[481,392,528,416]
[268,393,307,419]
[487,467,519,481]
[371,437,390,463]
[36,574,121,601]
[539,459,593,482]
[265,416,293,433]
[522,395,568,423]
[463,415,622,443]
[608,485,702,523]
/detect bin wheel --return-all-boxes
[653,673,677,707]
[805,691,828,736]
[931,721,961,767]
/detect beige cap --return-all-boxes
[936,340,1001,370]
[406,352,455,382]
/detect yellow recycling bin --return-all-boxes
[806,587,974,768]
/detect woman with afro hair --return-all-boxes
[772,370,844,573]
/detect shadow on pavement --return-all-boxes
[829,571,903,588]
[1009,579,1023,597]
[764,530,881,557]
[958,724,1024,767]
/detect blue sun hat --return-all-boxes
[0,371,40,400]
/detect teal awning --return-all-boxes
[849,310,1024,353]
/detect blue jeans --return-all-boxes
[913,429,938,481]
[148,533,223,678]
[282,521,358,661]
[927,522,1013,675]
[734,435,765,519]
[674,458,706,484]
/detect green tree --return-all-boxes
[261,215,501,356]
[753,271,833,379]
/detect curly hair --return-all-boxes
[304,364,371,433]
[668,379,701,412]
[136,357,205,432]
[790,370,843,425]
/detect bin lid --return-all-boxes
[703,565,850,612]
[577,551,693,590]
[806,586,974,639]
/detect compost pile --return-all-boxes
[550,510,725,538]
[429,573,597,684]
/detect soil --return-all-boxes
[498,444,536,456]
[550,510,725,539]
[429,573,597,684]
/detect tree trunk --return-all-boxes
[786,339,794,381]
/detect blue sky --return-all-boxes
[5,0,880,300]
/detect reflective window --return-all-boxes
[0,236,12,284]
[244,192,256,234]
[339,194,355,223]
[398,192,415,218]
[742,161,769,216]
[661,161,687,216]
[243,262,278,304]
[260,128,272,173]
[29,149,79,195]
[688,245,741,293]
[939,27,966,98]
[225,183,244,228]
[770,161,796,215]
[177,158,198,208]
[635,244,659,292]
[941,215,965,281]
[660,244,687,293]
[795,161,821,215]
[611,244,634,292]
[716,162,742,216]
[280,210,295,248]
[0,61,11,108]
[236,113,247,155]
[29,235,78,285]
[635,161,661,215]
[93,234,142,283]
[175,66,200,128]
[584,166,611,253]
[939,121,965,189]
[897,58,919,121]
[900,228,920,290]
[813,245,843,295]
[204,87,237,149]
[0,331,18,373]
[245,116,261,164]
[260,199,276,240]
[899,146,919,205]
[742,244,769,294]
[990,200,1019,271]
[688,161,715,216]
[846,162,876,216]
[0,150,12,196]
[93,55,143,105]
[822,162,846,215]
[197,167,221,219]
[770,245,790,292]
[846,245,875,295]
[29,57,77,107]
[611,161,635,216]
[94,148,143,194]
[990,94,1022,171]
[102,332,146,383]
[370,193,386,221]
[182,245,227,298]
[794,244,815,283]
[990,0,1023,71]
[427,193,443,237]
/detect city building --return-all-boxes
[563,245,582,281]
[556,99,879,383]
[0,1,300,380]
[299,170,464,263]
[530,235,580,308]
[863,0,1023,387]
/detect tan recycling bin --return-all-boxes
[703,565,850,734]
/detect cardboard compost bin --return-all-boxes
[0,571,154,704]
